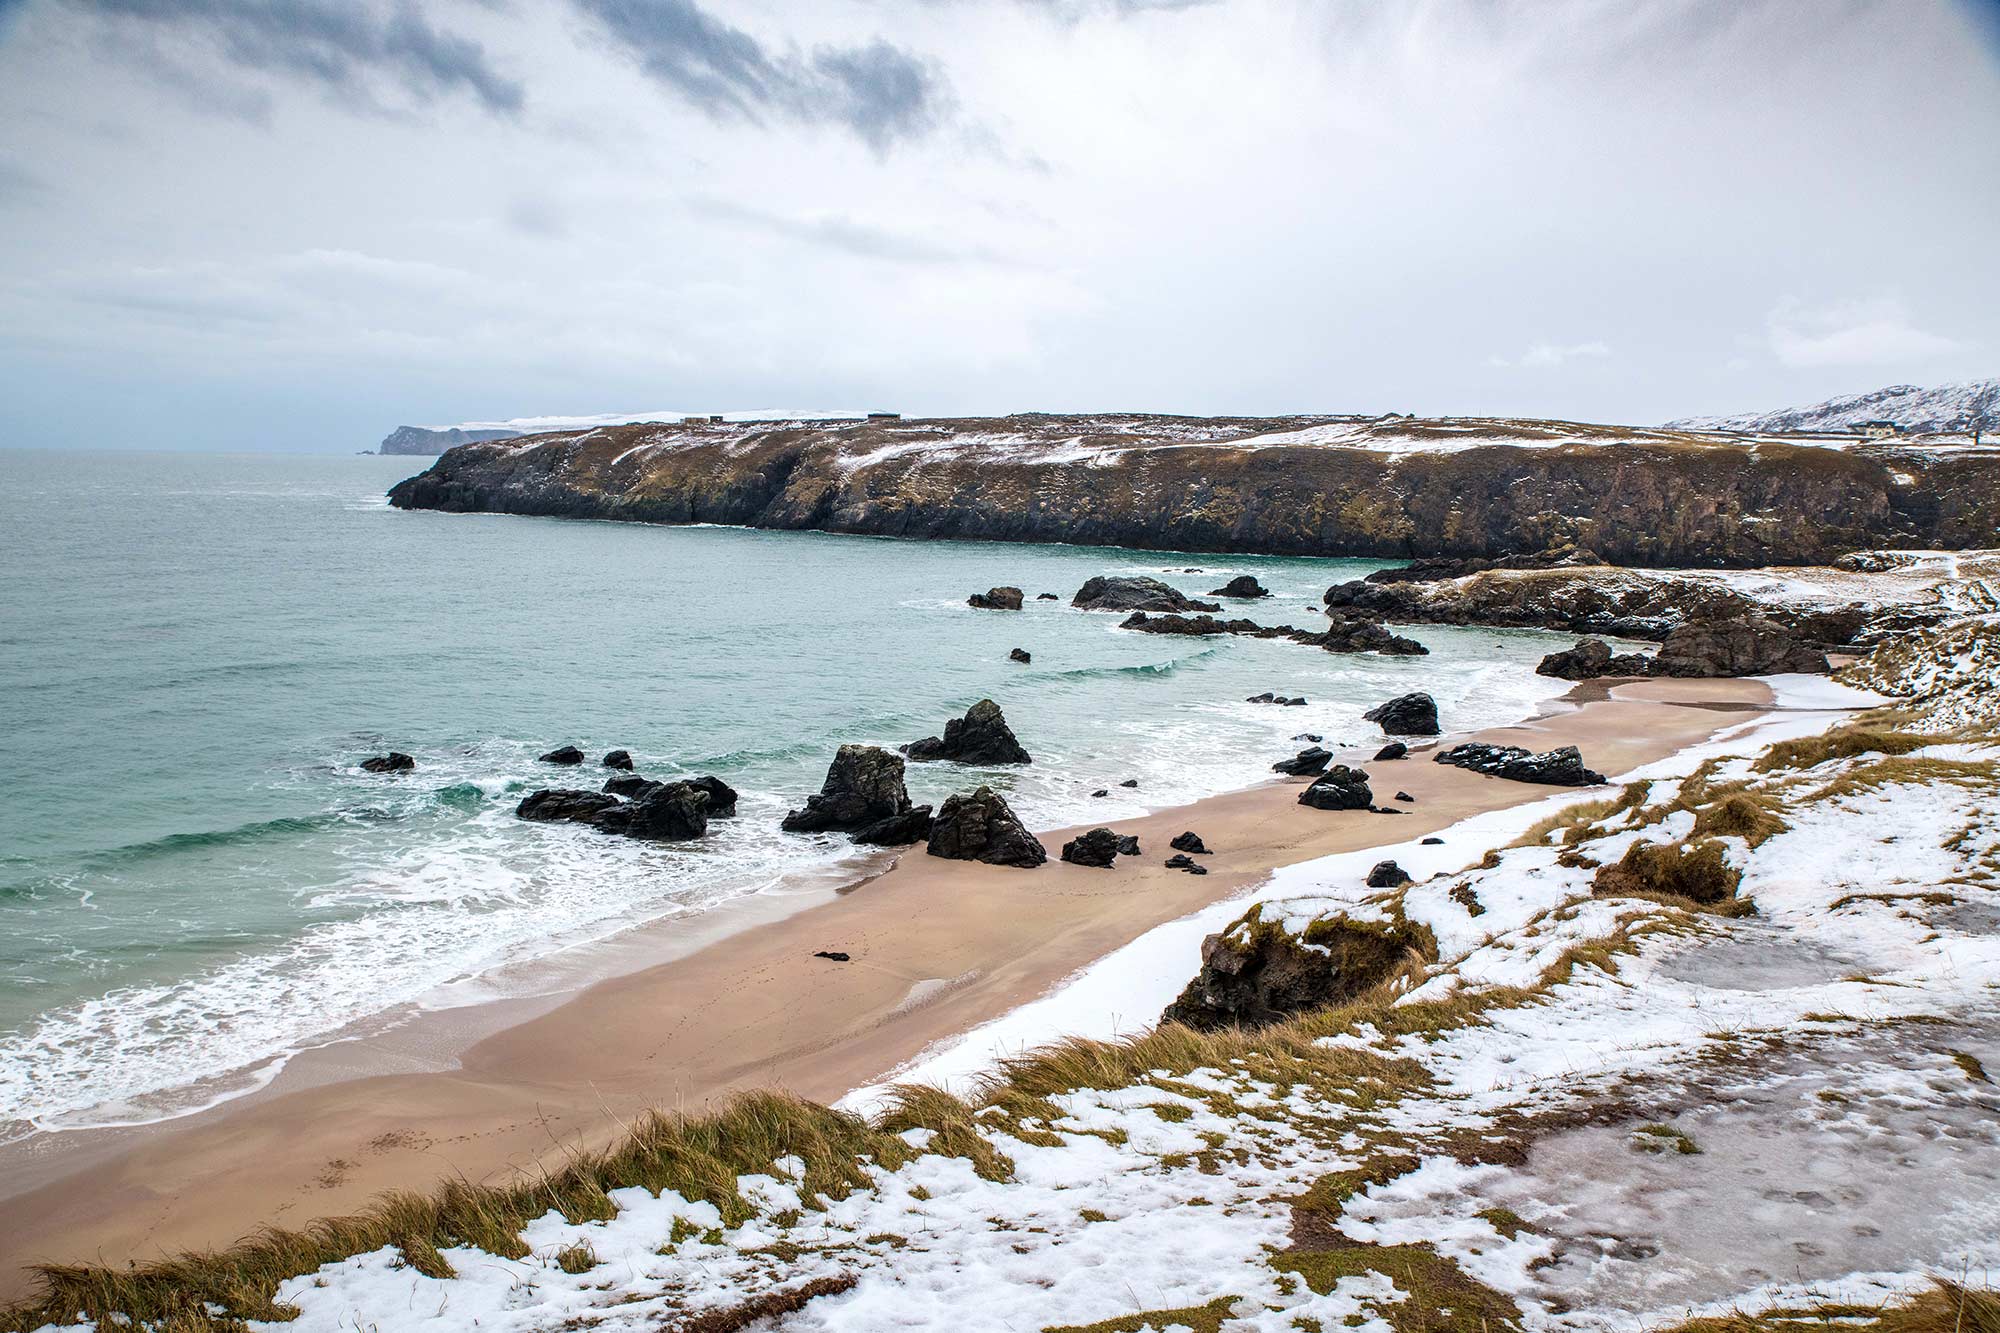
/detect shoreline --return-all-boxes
[0,675,1785,1299]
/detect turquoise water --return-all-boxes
[0,449,1570,1137]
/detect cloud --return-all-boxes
[688,196,1011,265]
[1487,340,1612,370]
[68,0,525,115]
[1764,296,1962,368]
[574,0,947,151]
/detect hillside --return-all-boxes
[1669,378,1999,436]
[378,425,522,455]
[386,412,2000,567]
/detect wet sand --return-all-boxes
[0,677,1774,1297]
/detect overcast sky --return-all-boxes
[0,0,1995,452]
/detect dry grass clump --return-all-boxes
[1752,727,1933,773]
[667,1274,860,1333]
[1690,793,1789,847]
[1592,838,1741,906]
[1663,1279,2000,1333]
[1271,1243,1523,1333]
[1044,1296,1238,1333]
[1513,781,1652,848]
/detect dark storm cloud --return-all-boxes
[68,0,525,114]
[575,0,947,150]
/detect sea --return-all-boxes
[0,448,1574,1142]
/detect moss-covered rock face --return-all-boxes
[385,415,2000,567]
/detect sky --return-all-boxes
[0,0,1995,452]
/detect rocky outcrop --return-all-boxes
[360,752,414,773]
[1373,742,1408,761]
[1364,693,1439,736]
[926,787,1047,868]
[1074,576,1221,613]
[602,749,634,770]
[1298,765,1373,810]
[1537,618,1830,680]
[851,806,934,846]
[1209,575,1270,598]
[518,782,713,841]
[1060,828,1126,868]
[1364,545,1604,585]
[1433,743,1604,786]
[782,745,913,834]
[1248,692,1307,706]
[1164,854,1208,874]
[539,745,586,765]
[379,424,521,456]
[1122,612,1273,637]
[968,586,1024,610]
[386,414,2000,565]
[1308,615,1428,656]
[903,699,1032,765]
[1273,746,1332,776]
[601,773,738,817]
[1171,831,1210,854]
[1009,648,1032,663]
[1365,860,1411,888]
[1161,906,1429,1031]
[1122,611,1425,656]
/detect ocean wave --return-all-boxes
[1047,646,1222,681]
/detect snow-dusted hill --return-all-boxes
[1669,378,1999,436]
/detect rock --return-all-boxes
[1119,778,1138,788]
[1037,592,1058,600]
[539,745,586,765]
[1395,791,1414,803]
[1373,742,1408,761]
[1433,742,1605,786]
[903,698,1032,765]
[1370,806,1408,815]
[1421,836,1444,845]
[359,752,414,773]
[602,749,634,770]
[602,775,657,797]
[1365,860,1411,888]
[1165,853,1197,870]
[517,789,620,823]
[926,786,1047,868]
[1061,828,1124,868]
[1116,834,1142,856]
[1186,862,1210,875]
[1285,697,1306,706]
[1161,908,1428,1031]
[1009,647,1032,664]
[1535,637,1658,680]
[1364,693,1439,736]
[1308,614,1429,656]
[782,744,913,833]
[1120,611,1269,636]
[595,780,711,841]
[1209,574,1271,598]
[1293,733,1323,743]
[851,805,934,846]
[1170,831,1210,854]
[813,950,851,962]
[687,774,738,818]
[1091,788,1108,798]
[1297,764,1373,810]
[1273,746,1332,776]
[1072,575,1221,614]
[1651,617,1831,677]
[969,586,1024,611]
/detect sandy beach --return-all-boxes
[0,676,1777,1298]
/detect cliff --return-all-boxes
[379,425,522,456]
[385,412,2000,566]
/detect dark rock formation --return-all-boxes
[518,789,619,823]
[1535,638,1654,681]
[903,698,1032,765]
[1123,610,1424,656]
[603,775,653,798]
[1170,831,1210,854]
[1652,618,1831,676]
[782,744,913,833]
[1247,692,1307,706]
[813,950,851,962]
[1209,574,1271,598]
[1298,765,1373,810]
[926,787,1047,868]
[602,749,634,770]
[1091,788,1108,798]
[1364,545,1602,585]
[1273,746,1332,776]
[686,774,739,818]
[1122,612,1270,636]
[1421,836,1444,845]
[360,752,414,773]
[379,424,520,456]
[1293,733,1323,743]
[1073,576,1220,614]
[1116,834,1141,856]
[1307,614,1429,656]
[1009,647,1032,663]
[969,586,1024,611]
[1161,909,1429,1031]
[1395,791,1414,803]
[1037,592,1058,600]
[1061,828,1124,868]
[851,806,934,846]
[1433,743,1605,786]
[594,780,711,841]
[1364,693,1440,736]
[1164,853,1205,873]
[1119,778,1139,788]
[386,415,2000,567]
[1365,860,1411,888]
[1373,742,1408,761]
[539,746,586,765]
